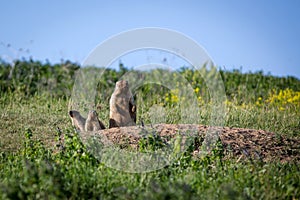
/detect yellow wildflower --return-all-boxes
[266,88,300,108]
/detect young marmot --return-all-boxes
[69,110,105,132]
[85,110,106,131]
[69,110,86,132]
[109,80,136,128]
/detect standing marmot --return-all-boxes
[85,110,106,131]
[109,80,136,128]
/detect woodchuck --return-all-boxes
[85,110,106,131]
[69,110,86,132]
[109,80,136,128]
[69,110,105,132]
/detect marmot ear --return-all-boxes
[69,111,74,118]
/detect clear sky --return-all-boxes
[1,0,300,78]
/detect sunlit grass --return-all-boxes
[0,61,299,199]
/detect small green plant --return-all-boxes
[139,133,166,152]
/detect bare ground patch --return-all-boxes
[85,124,300,163]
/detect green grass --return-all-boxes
[1,128,299,199]
[0,60,299,199]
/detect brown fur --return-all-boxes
[109,80,136,128]
[69,110,86,132]
[69,110,105,132]
[85,110,106,131]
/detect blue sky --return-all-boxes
[1,0,300,78]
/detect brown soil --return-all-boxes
[87,124,300,163]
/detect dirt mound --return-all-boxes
[219,127,299,162]
[87,124,300,163]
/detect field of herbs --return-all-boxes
[0,60,299,199]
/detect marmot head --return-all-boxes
[114,80,129,95]
[87,110,98,120]
[69,110,86,132]
[69,110,81,118]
